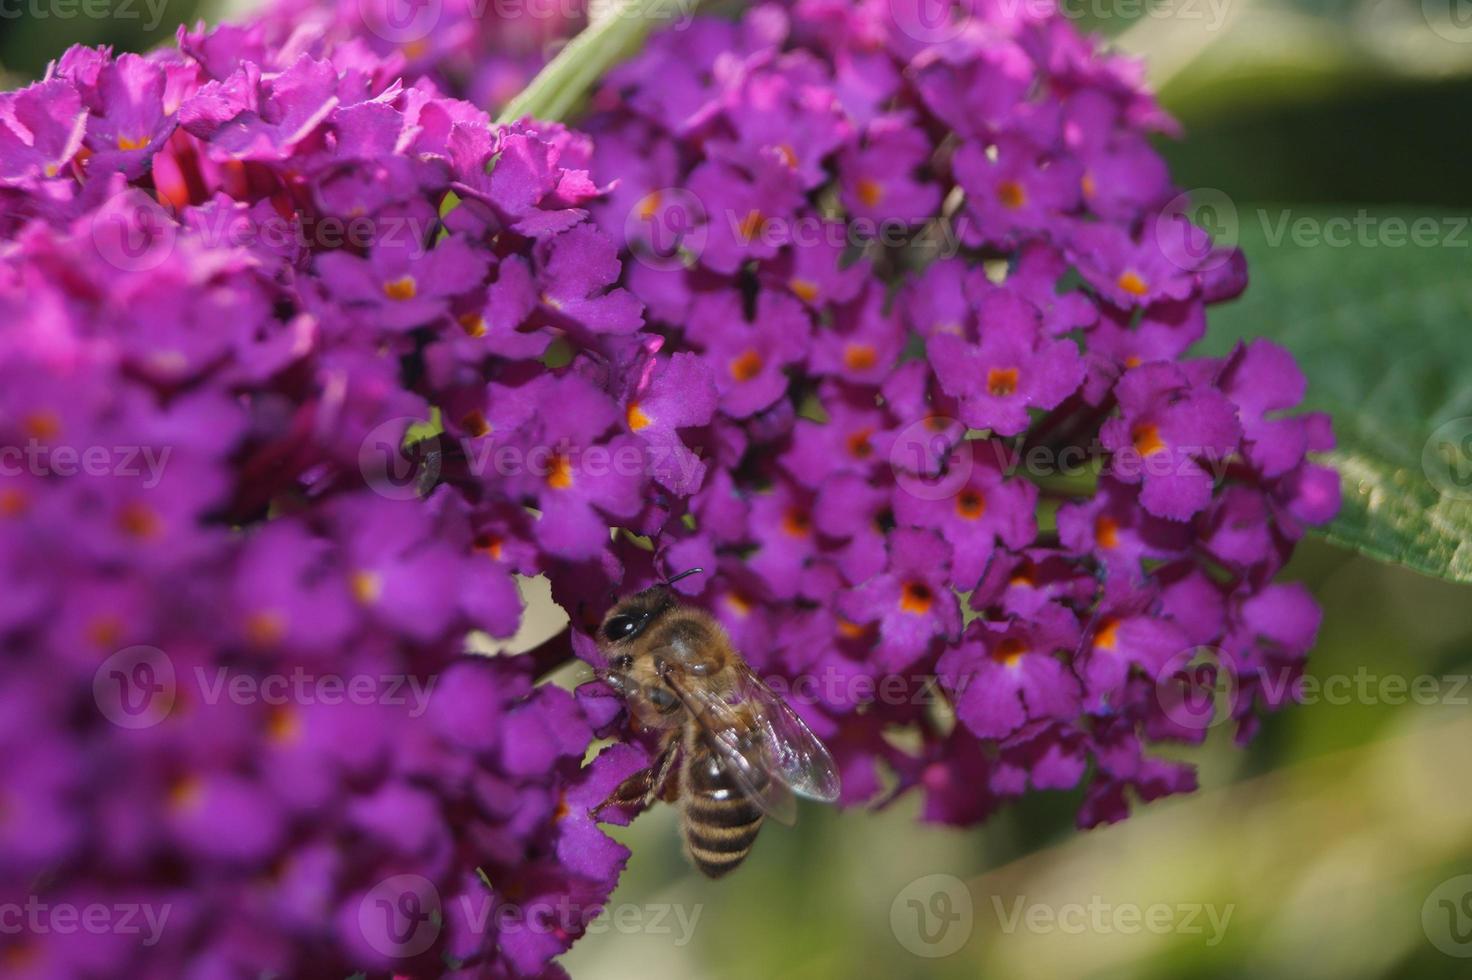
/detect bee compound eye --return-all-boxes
[602,614,640,642]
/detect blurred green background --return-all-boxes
[7,0,1472,976]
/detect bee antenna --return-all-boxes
[663,567,706,588]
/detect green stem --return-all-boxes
[497,0,693,124]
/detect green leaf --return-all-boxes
[1199,206,1472,583]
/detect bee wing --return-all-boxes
[661,670,800,826]
[733,666,842,804]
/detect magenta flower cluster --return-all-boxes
[0,0,1338,976]
[0,19,651,980]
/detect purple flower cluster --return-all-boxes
[0,0,1340,976]
[0,20,656,979]
[575,0,1338,827]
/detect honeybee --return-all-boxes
[591,570,841,877]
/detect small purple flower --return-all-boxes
[1099,362,1242,521]
[927,288,1086,436]
[838,528,961,672]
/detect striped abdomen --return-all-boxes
[681,742,765,878]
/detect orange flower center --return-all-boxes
[267,706,301,744]
[730,349,763,382]
[986,366,1020,397]
[626,401,652,431]
[956,489,986,520]
[782,506,812,537]
[855,178,884,207]
[1094,515,1120,549]
[737,210,765,242]
[837,618,868,640]
[168,776,204,812]
[1081,172,1097,199]
[992,637,1027,667]
[382,275,417,301]
[900,581,934,615]
[1094,618,1120,651]
[1131,422,1166,458]
[474,533,504,560]
[22,410,61,441]
[843,343,879,372]
[350,570,383,605]
[1116,271,1149,297]
[996,179,1027,210]
[0,488,28,517]
[636,190,662,221]
[245,610,287,647]
[117,134,151,152]
[460,410,490,438]
[458,312,487,338]
[86,616,123,650]
[117,501,161,539]
[789,277,820,303]
[846,427,875,460]
[546,454,574,490]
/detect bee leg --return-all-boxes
[592,735,679,820]
[592,767,656,820]
[649,737,682,805]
